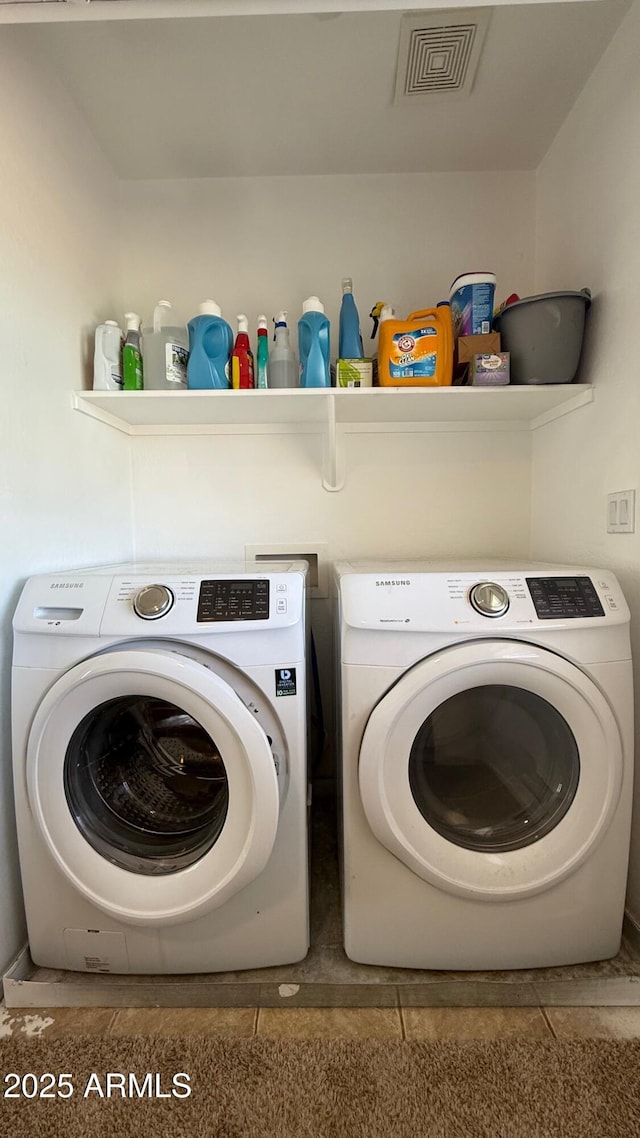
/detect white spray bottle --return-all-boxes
[269,311,298,388]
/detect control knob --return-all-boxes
[469,581,510,618]
[133,584,174,620]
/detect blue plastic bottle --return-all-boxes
[338,277,364,358]
[187,300,233,390]
[298,296,331,388]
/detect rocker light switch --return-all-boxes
[607,490,635,533]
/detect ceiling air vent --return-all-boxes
[394,9,491,106]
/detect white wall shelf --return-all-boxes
[73,385,594,492]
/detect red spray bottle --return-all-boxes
[231,314,254,389]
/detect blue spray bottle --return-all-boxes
[338,277,364,359]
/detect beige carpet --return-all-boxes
[1,1035,639,1136]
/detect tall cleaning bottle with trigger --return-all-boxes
[231,315,254,389]
[269,312,298,388]
[339,277,364,359]
[187,300,233,389]
[122,313,143,390]
[298,297,331,388]
[256,315,269,388]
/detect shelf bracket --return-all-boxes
[321,393,345,492]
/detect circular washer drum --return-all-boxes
[493,289,591,384]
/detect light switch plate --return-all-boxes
[607,490,636,533]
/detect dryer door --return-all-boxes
[359,639,624,900]
[27,648,280,926]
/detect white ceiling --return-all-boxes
[13,1,631,179]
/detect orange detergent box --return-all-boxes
[377,305,453,387]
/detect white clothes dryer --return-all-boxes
[336,561,634,970]
[12,562,309,974]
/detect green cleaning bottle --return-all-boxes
[256,315,269,388]
[122,313,143,390]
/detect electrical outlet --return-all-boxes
[245,543,329,598]
[607,490,636,534]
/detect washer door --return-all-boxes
[359,640,624,900]
[27,648,280,926]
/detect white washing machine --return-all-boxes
[336,560,634,971]
[12,562,309,974]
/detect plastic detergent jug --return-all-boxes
[122,313,143,390]
[142,300,189,390]
[449,272,497,338]
[298,297,331,388]
[187,300,233,390]
[93,320,123,390]
[270,312,298,388]
[231,314,254,389]
[256,315,269,389]
[377,304,453,386]
[338,277,364,359]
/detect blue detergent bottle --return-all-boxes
[187,300,233,390]
[338,277,364,358]
[298,296,331,388]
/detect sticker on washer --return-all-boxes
[275,668,297,697]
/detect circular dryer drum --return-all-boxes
[359,639,623,901]
[407,683,580,854]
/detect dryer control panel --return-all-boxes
[526,576,605,620]
[338,565,629,633]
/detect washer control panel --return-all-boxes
[13,566,306,640]
[197,578,270,622]
[526,576,605,620]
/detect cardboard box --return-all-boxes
[469,352,510,385]
[454,332,502,384]
[456,332,501,365]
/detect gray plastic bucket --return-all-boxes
[493,289,591,384]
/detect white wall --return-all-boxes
[532,0,640,920]
[0,33,134,976]
[0,0,636,973]
[119,172,536,767]
[117,174,536,572]
[4,2,634,966]
[118,172,535,338]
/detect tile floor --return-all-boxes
[3,1003,640,1040]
